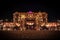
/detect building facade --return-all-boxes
[13,11,48,29]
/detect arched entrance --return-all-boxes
[25,18,36,30]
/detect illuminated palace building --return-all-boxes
[1,11,59,31]
[13,11,48,30]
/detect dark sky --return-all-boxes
[0,0,60,22]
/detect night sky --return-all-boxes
[0,0,60,22]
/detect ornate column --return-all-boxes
[20,14,26,30]
[35,14,40,30]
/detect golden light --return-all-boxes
[30,15,32,17]
[26,22,34,25]
[45,23,57,28]
[21,15,25,19]
[15,23,20,27]
[45,24,50,28]
[41,23,45,26]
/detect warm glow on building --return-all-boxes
[13,11,48,29]
[45,22,57,28]
[0,11,60,31]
